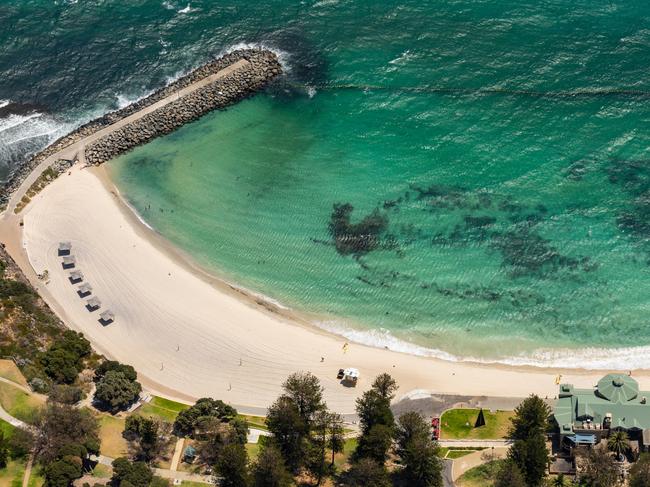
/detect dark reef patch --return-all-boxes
[490,226,595,277]
[606,158,650,246]
[328,203,388,256]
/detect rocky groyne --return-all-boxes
[0,49,282,209]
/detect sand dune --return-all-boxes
[15,165,648,414]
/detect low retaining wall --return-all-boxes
[0,48,282,208]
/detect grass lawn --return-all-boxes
[0,382,44,425]
[440,409,512,440]
[180,482,211,487]
[446,450,475,459]
[92,464,112,479]
[98,415,128,458]
[456,459,504,487]
[239,414,267,431]
[245,442,261,461]
[0,361,28,387]
[0,458,28,487]
[333,438,357,469]
[139,396,189,423]
[26,466,44,487]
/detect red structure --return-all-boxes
[431,417,440,440]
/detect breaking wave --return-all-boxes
[317,321,650,370]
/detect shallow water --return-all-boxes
[4,0,650,364]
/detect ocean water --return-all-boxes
[3,1,650,366]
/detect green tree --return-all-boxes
[0,431,8,469]
[630,453,650,487]
[282,372,326,429]
[327,412,345,467]
[94,370,142,413]
[494,461,526,487]
[173,398,237,437]
[216,443,249,487]
[44,457,83,487]
[607,430,630,458]
[123,416,171,462]
[94,360,137,383]
[509,395,551,440]
[266,395,305,471]
[49,385,83,405]
[111,457,153,487]
[9,428,34,458]
[252,445,293,487]
[197,420,240,467]
[395,412,442,487]
[552,473,568,487]
[341,458,390,487]
[36,403,100,463]
[508,435,548,487]
[395,411,431,458]
[371,373,398,402]
[355,387,395,436]
[578,448,619,487]
[354,424,393,463]
[306,411,341,485]
[55,330,91,358]
[507,395,550,487]
[41,348,79,384]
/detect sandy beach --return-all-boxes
[0,163,643,414]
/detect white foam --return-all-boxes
[313,0,340,7]
[220,42,292,74]
[306,86,317,98]
[0,100,9,109]
[0,107,72,171]
[178,3,193,13]
[316,320,650,370]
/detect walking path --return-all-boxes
[451,447,508,481]
[22,453,34,487]
[169,438,184,472]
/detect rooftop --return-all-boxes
[555,374,650,434]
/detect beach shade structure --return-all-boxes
[68,270,84,284]
[85,296,101,312]
[77,283,93,297]
[475,408,486,428]
[342,367,360,386]
[58,241,72,256]
[62,255,76,269]
[99,310,115,325]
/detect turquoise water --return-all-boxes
[4,1,650,364]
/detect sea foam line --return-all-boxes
[316,321,650,370]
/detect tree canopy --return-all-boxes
[173,398,237,437]
[94,370,142,412]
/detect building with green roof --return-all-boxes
[554,373,650,451]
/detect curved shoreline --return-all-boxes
[108,170,650,372]
[1,50,649,415]
[16,164,650,415]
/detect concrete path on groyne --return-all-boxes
[1,50,281,215]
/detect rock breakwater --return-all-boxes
[0,49,282,209]
[86,50,281,164]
